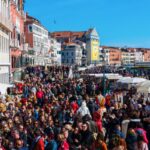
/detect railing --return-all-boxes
[22,43,28,51]
[0,12,12,31]
[10,39,20,48]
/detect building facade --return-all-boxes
[99,47,110,65]
[61,44,82,66]
[108,47,121,65]
[24,14,49,66]
[10,0,26,81]
[50,28,100,66]
[0,0,12,84]
[86,28,100,65]
[49,37,61,65]
[134,51,143,63]
[142,49,150,62]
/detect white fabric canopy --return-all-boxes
[117,77,146,84]
[136,80,150,94]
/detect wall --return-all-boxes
[0,0,11,84]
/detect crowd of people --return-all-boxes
[0,66,150,150]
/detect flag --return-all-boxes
[68,66,73,79]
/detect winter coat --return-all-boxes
[58,140,69,150]
[77,101,91,117]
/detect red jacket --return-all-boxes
[58,141,69,150]
[34,137,45,150]
[71,102,79,113]
[93,111,102,132]
[36,91,44,99]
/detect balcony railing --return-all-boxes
[0,12,12,31]
[23,43,28,51]
[10,39,20,48]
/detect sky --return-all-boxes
[25,0,150,48]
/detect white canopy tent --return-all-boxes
[136,80,150,94]
[117,77,146,84]
[88,73,122,80]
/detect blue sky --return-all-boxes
[25,0,150,48]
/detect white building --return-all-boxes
[0,0,12,84]
[25,15,49,66]
[61,44,82,66]
[32,24,49,65]
[134,51,143,63]
[99,47,110,65]
[49,37,61,65]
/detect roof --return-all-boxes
[50,31,86,38]
[25,13,48,31]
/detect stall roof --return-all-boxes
[88,73,122,80]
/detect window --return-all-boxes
[71,52,74,56]
[72,59,74,64]
[28,25,32,32]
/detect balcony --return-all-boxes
[10,39,20,48]
[0,12,12,31]
[22,43,28,51]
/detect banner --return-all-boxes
[91,40,99,61]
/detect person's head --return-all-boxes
[34,120,39,127]
[110,135,120,148]
[34,129,41,137]
[14,116,20,124]
[18,124,24,133]
[2,123,9,132]
[77,121,83,130]
[63,130,69,139]
[15,139,23,149]
[40,115,45,123]
[82,123,89,132]
[58,134,65,142]
[115,124,121,131]
[96,132,105,147]
[12,129,20,139]
[74,127,79,134]
[3,111,10,118]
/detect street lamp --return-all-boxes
[102,49,106,96]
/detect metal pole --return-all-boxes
[103,49,106,96]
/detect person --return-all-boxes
[126,128,137,150]
[58,134,69,150]
[136,135,149,150]
[31,129,45,150]
[109,135,126,150]
[0,66,150,150]
[15,139,28,150]
[45,130,58,150]
[76,101,91,118]
[94,132,107,150]
[71,127,82,149]
[81,123,94,150]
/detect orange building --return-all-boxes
[102,46,121,65]
[142,49,150,62]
